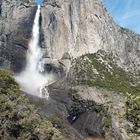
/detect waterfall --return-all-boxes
[27,5,42,73]
[15,5,54,99]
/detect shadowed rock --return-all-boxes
[0,0,36,73]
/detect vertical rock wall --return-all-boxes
[41,0,140,72]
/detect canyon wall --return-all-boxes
[41,0,140,72]
[0,0,140,73]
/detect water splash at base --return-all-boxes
[15,5,54,99]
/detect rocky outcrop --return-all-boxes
[0,0,36,72]
[41,0,140,73]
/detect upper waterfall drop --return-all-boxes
[27,5,41,73]
[15,5,54,99]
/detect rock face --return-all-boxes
[0,0,36,72]
[41,0,140,72]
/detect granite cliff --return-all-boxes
[1,0,140,74]
[0,0,140,140]
[41,0,140,74]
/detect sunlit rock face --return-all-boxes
[0,0,36,72]
[41,0,140,73]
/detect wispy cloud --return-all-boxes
[103,0,140,34]
[121,9,140,20]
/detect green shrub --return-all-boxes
[70,50,140,134]
[0,69,64,140]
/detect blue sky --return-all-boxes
[103,0,140,34]
[36,0,43,4]
[36,0,140,34]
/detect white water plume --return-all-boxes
[15,5,54,99]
